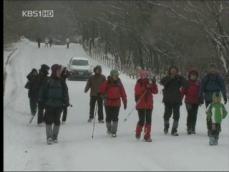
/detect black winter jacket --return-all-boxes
[160,75,188,104]
[39,77,69,108]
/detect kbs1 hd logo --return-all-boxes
[22,10,54,18]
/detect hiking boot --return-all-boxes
[135,124,143,140]
[209,136,215,146]
[111,122,118,135]
[191,129,196,134]
[106,122,112,134]
[88,118,93,123]
[144,136,152,142]
[171,128,179,136]
[187,128,192,135]
[47,138,53,145]
[52,125,60,142]
[171,120,179,136]
[112,133,117,137]
[164,121,169,135]
[135,133,141,140]
[52,138,58,143]
[98,120,104,123]
[164,128,169,135]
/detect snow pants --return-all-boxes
[163,103,180,132]
[136,109,152,139]
[186,103,199,131]
[105,106,120,134]
[137,109,152,126]
[105,106,120,122]
[89,96,104,121]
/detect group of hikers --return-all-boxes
[36,37,71,49]
[25,63,228,145]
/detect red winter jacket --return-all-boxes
[181,80,200,104]
[99,77,127,107]
[135,79,158,110]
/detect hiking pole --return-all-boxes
[123,90,148,122]
[91,102,98,139]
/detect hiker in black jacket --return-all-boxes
[39,64,69,144]
[160,66,188,136]
[37,64,50,125]
[25,68,39,117]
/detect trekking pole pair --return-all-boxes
[91,102,98,139]
[123,90,148,122]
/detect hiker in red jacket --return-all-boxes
[181,70,201,134]
[99,69,127,137]
[135,70,158,142]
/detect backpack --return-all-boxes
[203,74,221,92]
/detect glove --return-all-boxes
[124,101,127,110]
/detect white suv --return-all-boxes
[68,57,92,80]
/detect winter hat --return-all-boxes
[110,69,119,77]
[51,64,62,77]
[31,68,38,73]
[40,64,50,73]
[168,66,179,75]
[94,65,102,73]
[188,70,199,78]
[139,70,149,79]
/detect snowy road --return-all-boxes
[4,39,229,171]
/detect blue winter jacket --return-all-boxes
[200,73,226,102]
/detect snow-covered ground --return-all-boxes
[4,39,229,171]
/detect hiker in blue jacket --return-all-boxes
[199,63,227,136]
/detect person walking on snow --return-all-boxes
[99,70,127,137]
[181,70,201,135]
[25,68,39,119]
[160,66,188,136]
[206,92,227,145]
[37,38,41,48]
[49,38,53,48]
[37,64,50,125]
[45,38,49,48]
[84,65,106,123]
[135,70,158,142]
[66,38,70,48]
[199,63,227,136]
[39,64,69,145]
